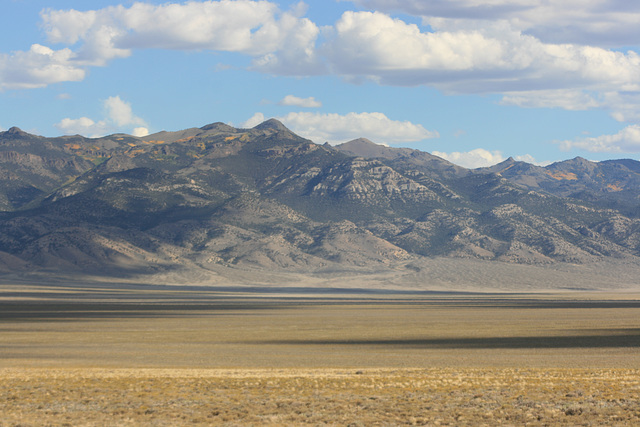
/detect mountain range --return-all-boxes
[1,119,639,290]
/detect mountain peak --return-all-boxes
[5,127,28,136]
[341,137,378,147]
[497,157,517,166]
[335,138,400,159]
[252,119,290,132]
[1,127,38,140]
[200,122,236,133]
[551,156,596,171]
[335,138,390,157]
[563,156,593,166]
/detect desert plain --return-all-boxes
[1,278,640,425]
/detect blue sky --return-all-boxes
[2,1,640,168]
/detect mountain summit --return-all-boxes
[252,118,289,132]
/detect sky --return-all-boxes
[2,1,640,168]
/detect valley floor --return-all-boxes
[1,282,639,425]
[1,367,639,426]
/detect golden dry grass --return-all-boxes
[1,287,640,425]
[1,368,639,425]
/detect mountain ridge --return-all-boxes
[1,120,640,290]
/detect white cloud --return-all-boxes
[432,148,506,168]
[132,127,150,137]
[4,1,639,125]
[600,91,640,123]
[37,6,130,67]
[1,1,326,90]
[501,89,640,122]
[241,112,266,128]
[333,2,640,116]
[514,153,548,165]
[558,125,640,153]
[54,96,147,137]
[277,111,438,144]
[349,0,640,47]
[250,12,323,75]
[41,1,322,73]
[54,117,109,137]
[278,95,322,108]
[324,12,508,78]
[43,2,275,56]
[432,149,546,168]
[0,44,85,90]
[104,96,146,127]
[500,89,602,111]
[322,11,640,97]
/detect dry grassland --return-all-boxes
[1,367,640,426]
[1,285,640,425]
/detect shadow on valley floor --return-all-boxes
[256,330,640,349]
[3,297,640,321]
[0,301,290,320]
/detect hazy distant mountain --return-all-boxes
[475,156,640,216]
[1,120,640,282]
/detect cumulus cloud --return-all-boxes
[4,1,640,125]
[250,10,323,75]
[43,2,280,54]
[132,127,150,137]
[277,111,438,144]
[104,96,146,127]
[43,3,271,58]
[41,1,322,73]
[1,1,322,90]
[514,153,548,165]
[349,0,640,47]
[0,44,85,90]
[54,117,109,137]
[558,125,640,153]
[325,12,508,76]
[278,95,322,108]
[322,11,640,98]
[431,149,546,168]
[241,112,266,128]
[432,148,507,168]
[55,96,147,137]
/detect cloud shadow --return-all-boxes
[256,330,640,349]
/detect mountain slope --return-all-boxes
[0,126,143,210]
[476,156,640,215]
[1,120,640,284]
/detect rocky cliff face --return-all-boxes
[1,120,639,279]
